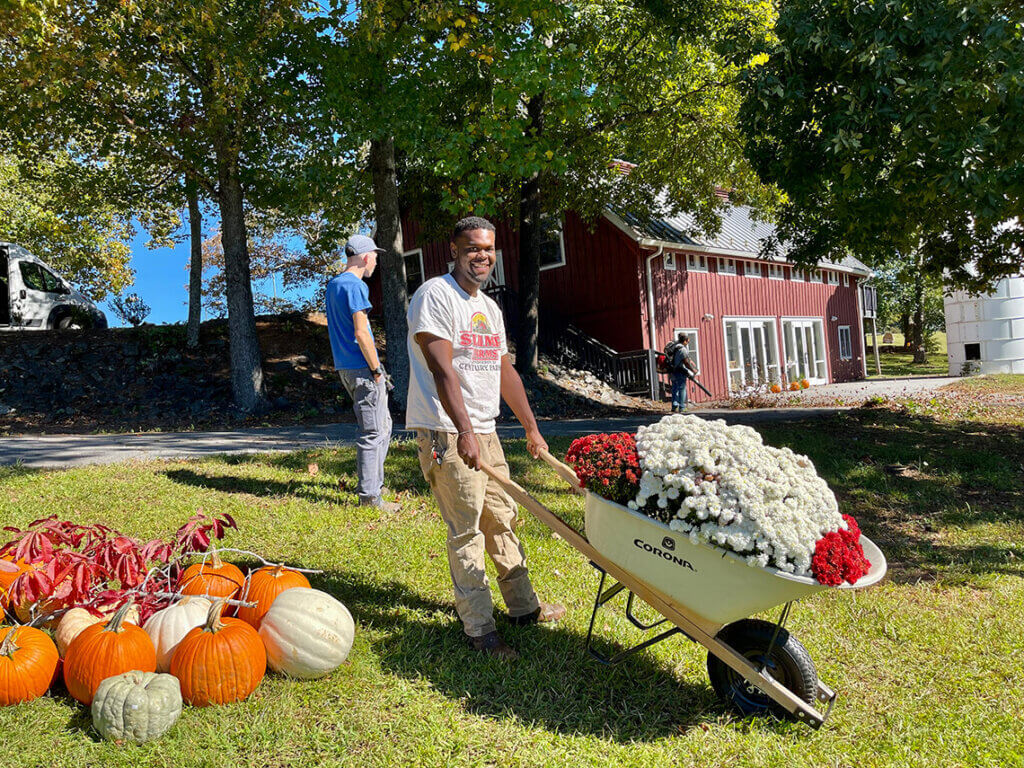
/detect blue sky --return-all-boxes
[98,223,319,327]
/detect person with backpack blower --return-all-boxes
[667,333,698,412]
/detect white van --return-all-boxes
[1,242,107,330]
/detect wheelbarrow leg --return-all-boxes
[585,568,682,666]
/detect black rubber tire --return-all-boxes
[707,618,818,720]
[52,311,88,330]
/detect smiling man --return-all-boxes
[406,216,565,659]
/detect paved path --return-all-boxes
[783,375,959,402]
[1,409,849,470]
[2,375,963,470]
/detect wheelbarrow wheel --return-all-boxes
[707,618,817,720]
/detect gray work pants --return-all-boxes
[338,369,393,502]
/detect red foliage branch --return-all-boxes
[1,511,236,625]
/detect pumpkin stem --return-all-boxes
[210,550,224,569]
[205,598,227,633]
[0,627,21,657]
[103,596,137,633]
[272,565,286,578]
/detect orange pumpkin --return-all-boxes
[170,599,266,706]
[63,598,156,705]
[800,378,811,389]
[236,566,311,628]
[0,626,59,706]
[0,558,29,613]
[769,384,782,394]
[178,553,244,613]
[789,381,801,391]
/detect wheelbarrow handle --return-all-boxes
[477,459,596,557]
[537,448,585,495]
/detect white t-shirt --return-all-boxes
[406,274,508,434]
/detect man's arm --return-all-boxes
[416,332,481,469]
[499,354,548,459]
[353,310,382,380]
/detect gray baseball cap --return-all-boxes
[344,234,386,257]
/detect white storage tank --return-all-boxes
[944,275,1024,375]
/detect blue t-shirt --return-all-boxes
[326,272,373,370]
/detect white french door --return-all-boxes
[724,318,780,391]
[782,319,828,384]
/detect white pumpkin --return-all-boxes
[143,596,212,672]
[92,670,182,744]
[56,605,141,657]
[258,587,354,679]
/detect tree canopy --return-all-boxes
[0,143,178,299]
[741,0,1024,289]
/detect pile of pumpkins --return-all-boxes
[0,554,354,744]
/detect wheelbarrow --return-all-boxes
[478,449,887,730]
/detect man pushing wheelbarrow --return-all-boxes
[406,216,565,660]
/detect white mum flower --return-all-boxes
[632,415,843,576]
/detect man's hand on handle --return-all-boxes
[526,428,548,459]
[457,432,482,470]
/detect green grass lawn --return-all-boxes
[2,407,1023,767]
[865,331,950,378]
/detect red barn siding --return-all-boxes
[389,212,865,404]
[644,256,865,401]
[398,212,647,353]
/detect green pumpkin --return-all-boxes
[91,670,182,744]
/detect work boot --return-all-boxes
[507,602,566,626]
[468,631,518,660]
[361,496,401,513]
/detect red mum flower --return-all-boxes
[811,514,871,586]
[565,433,641,505]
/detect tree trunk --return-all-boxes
[368,136,409,409]
[216,155,267,413]
[185,174,203,349]
[912,252,927,364]
[515,92,546,377]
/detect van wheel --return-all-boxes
[51,312,87,330]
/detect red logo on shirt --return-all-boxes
[460,312,501,361]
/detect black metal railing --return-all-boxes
[486,284,654,397]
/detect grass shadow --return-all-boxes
[313,567,771,741]
[759,409,1024,584]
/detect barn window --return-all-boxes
[538,215,566,270]
[686,253,707,272]
[782,318,828,383]
[965,343,981,361]
[663,253,677,271]
[724,318,780,391]
[827,271,839,285]
[404,249,425,295]
[842,273,850,287]
[671,328,700,373]
[838,325,852,360]
[743,261,761,278]
[719,258,737,276]
[769,264,785,280]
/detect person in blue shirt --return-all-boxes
[326,234,397,510]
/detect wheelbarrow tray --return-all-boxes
[584,492,887,626]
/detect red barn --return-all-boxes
[383,203,873,403]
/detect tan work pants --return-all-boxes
[416,429,541,637]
